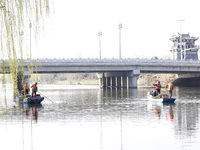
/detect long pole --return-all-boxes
[177,19,184,60]
[118,23,122,59]
[98,31,102,59]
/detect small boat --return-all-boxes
[147,92,176,103]
[22,94,44,103]
[23,97,44,103]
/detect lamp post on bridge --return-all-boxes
[98,31,102,59]
[177,19,185,60]
[118,23,122,59]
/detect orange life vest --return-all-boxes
[25,85,29,90]
[170,83,173,89]
[32,84,37,90]
[156,84,161,89]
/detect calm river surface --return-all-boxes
[1,84,200,150]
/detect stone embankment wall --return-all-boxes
[138,73,177,87]
[138,73,200,87]
[173,77,200,87]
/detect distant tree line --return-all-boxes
[31,73,99,85]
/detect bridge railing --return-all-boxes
[37,58,200,64]
[1,58,200,66]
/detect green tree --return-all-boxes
[0,0,52,95]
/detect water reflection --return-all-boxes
[147,101,175,121]
[21,103,43,123]
[101,88,138,101]
[1,85,200,150]
[174,103,200,138]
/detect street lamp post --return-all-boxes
[118,23,122,59]
[177,19,185,60]
[29,22,32,59]
[98,31,102,59]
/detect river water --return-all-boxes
[1,84,200,150]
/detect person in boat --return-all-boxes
[156,81,161,94]
[169,82,173,98]
[31,82,38,97]
[24,83,30,95]
[21,89,25,95]
[153,89,157,97]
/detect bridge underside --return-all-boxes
[97,70,140,89]
[16,70,141,91]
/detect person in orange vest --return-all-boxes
[24,83,30,95]
[156,81,161,94]
[31,82,38,97]
[169,82,173,98]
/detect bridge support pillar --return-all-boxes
[126,70,140,88]
[106,77,111,88]
[24,75,29,85]
[122,76,127,88]
[17,73,23,91]
[102,76,106,88]
[97,73,106,88]
[128,76,137,88]
[99,71,139,89]
[99,78,102,88]
[17,71,30,92]
[117,77,121,89]
[111,77,116,88]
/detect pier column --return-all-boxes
[128,76,138,88]
[111,77,116,88]
[107,77,111,88]
[122,76,127,88]
[117,77,121,89]
[17,73,23,91]
[126,70,140,88]
[24,75,29,84]
[104,72,124,89]
[97,73,106,88]
[17,71,30,91]
[99,78,103,88]
[102,76,106,89]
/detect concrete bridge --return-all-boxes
[1,58,200,89]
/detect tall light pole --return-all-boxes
[29,22,32,59]
[118,23,122,59]
[98,31,102,59]
[177,19,185,60]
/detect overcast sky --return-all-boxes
[33,0,200,59]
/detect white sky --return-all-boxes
[33,0,200,59]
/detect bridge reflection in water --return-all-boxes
[99,88,138,101]
[1,85,200,150]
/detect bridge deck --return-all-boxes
[1,58,200,74]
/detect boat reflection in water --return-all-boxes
[22,103,43,123]
[147,100,175,121]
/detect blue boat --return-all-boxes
[147,92,176,103]
[23,97,44,103]
[162,98,176,103]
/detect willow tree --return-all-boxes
[0,0,52,96]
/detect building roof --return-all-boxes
[170,33,199,42]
